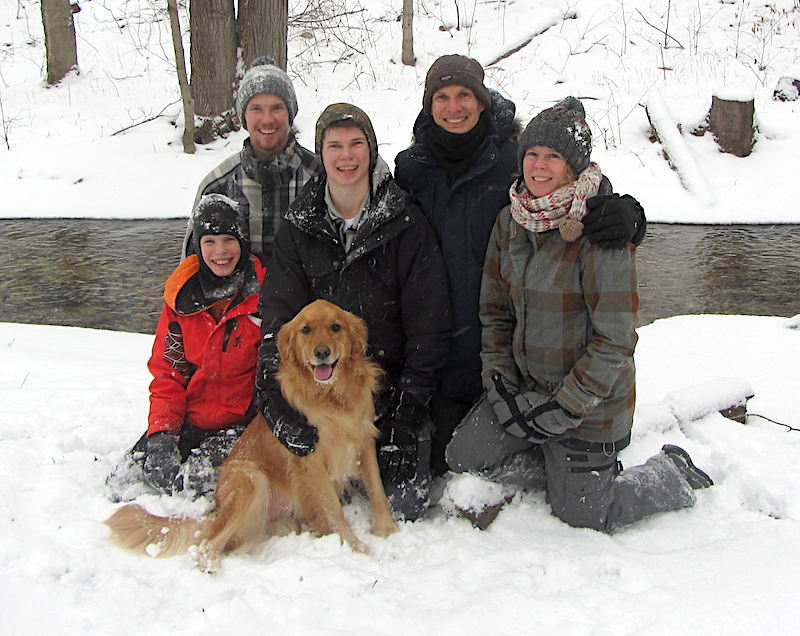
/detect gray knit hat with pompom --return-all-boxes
[517,97,592,175]
[236,57,298,127]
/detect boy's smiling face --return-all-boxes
[200,234,241,277]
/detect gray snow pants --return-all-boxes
[446,396,696,533]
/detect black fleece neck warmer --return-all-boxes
[425,111,491,178]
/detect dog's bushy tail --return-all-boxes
[105,504,203,559]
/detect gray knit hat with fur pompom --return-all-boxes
[517,97,592,174]
[236,57,298,127]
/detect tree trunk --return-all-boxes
[239,0,287,71]
[190,0,237,137]
[401,0,414,66]
[41,0,78,85]
[707,95,755,157]
[167,0,195,154]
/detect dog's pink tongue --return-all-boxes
[314,364,333,381]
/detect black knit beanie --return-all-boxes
[423,54,493,115]
[236,57,298,127]
[314,103,378,172]
[517,96,592,175]
[190,194,250,300]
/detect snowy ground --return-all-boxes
[2,314,800,634]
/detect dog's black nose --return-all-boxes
[314,344,331,360]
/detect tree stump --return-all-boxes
[707,94,755,157]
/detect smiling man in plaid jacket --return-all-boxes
[183,57,321,265]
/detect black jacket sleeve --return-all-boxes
[393,205,453,407]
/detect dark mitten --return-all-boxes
[376,389,426,484]
[526,399,582,441]
[487,373,539,430]
[584,194,646,248]
[257,373,318,456]
[143,432,182,494]
[377,417,418,485]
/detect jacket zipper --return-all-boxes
[222,318,237,352]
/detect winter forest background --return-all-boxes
[2,0,800,634]
[3,0,800,222]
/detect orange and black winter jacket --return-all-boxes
[146,255,265,436]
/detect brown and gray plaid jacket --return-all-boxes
[480,205,638,443]
[184,136,321,264]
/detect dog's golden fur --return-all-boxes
[105,299,397,570]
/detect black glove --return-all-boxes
[488,374,581,444]
[257,373,318,456]
[377,418,418,485]
[375,389,424,484]
[584,194,646,248]
[143,432,182,494]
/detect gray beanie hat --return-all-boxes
[236,57,298,127]
[517,96,592,175]
[315,103,378,172]
[423,54,492,115]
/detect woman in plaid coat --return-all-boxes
[446,98,713,532]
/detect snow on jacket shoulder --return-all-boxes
[146,255,265,436]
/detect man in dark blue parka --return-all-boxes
[394,55,646,476]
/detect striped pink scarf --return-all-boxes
[509,162,602,241]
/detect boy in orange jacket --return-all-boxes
[107,194,265,501]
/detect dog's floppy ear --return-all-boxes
[344,311,369,358]
[276,317,298,365]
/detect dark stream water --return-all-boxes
[1,219,798,334]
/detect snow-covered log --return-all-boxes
[645,90,717,206]
[773,76,800,101]
[662,377,755,425]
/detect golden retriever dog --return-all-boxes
[105,299,397,570]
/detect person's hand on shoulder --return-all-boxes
[583,193,646,248]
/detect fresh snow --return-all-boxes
[2,315,800,634]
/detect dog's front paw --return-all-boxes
[346,536,370,555]
[372,516,399,538]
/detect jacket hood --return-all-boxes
[285,154,403,233]
[164,254,265,316]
